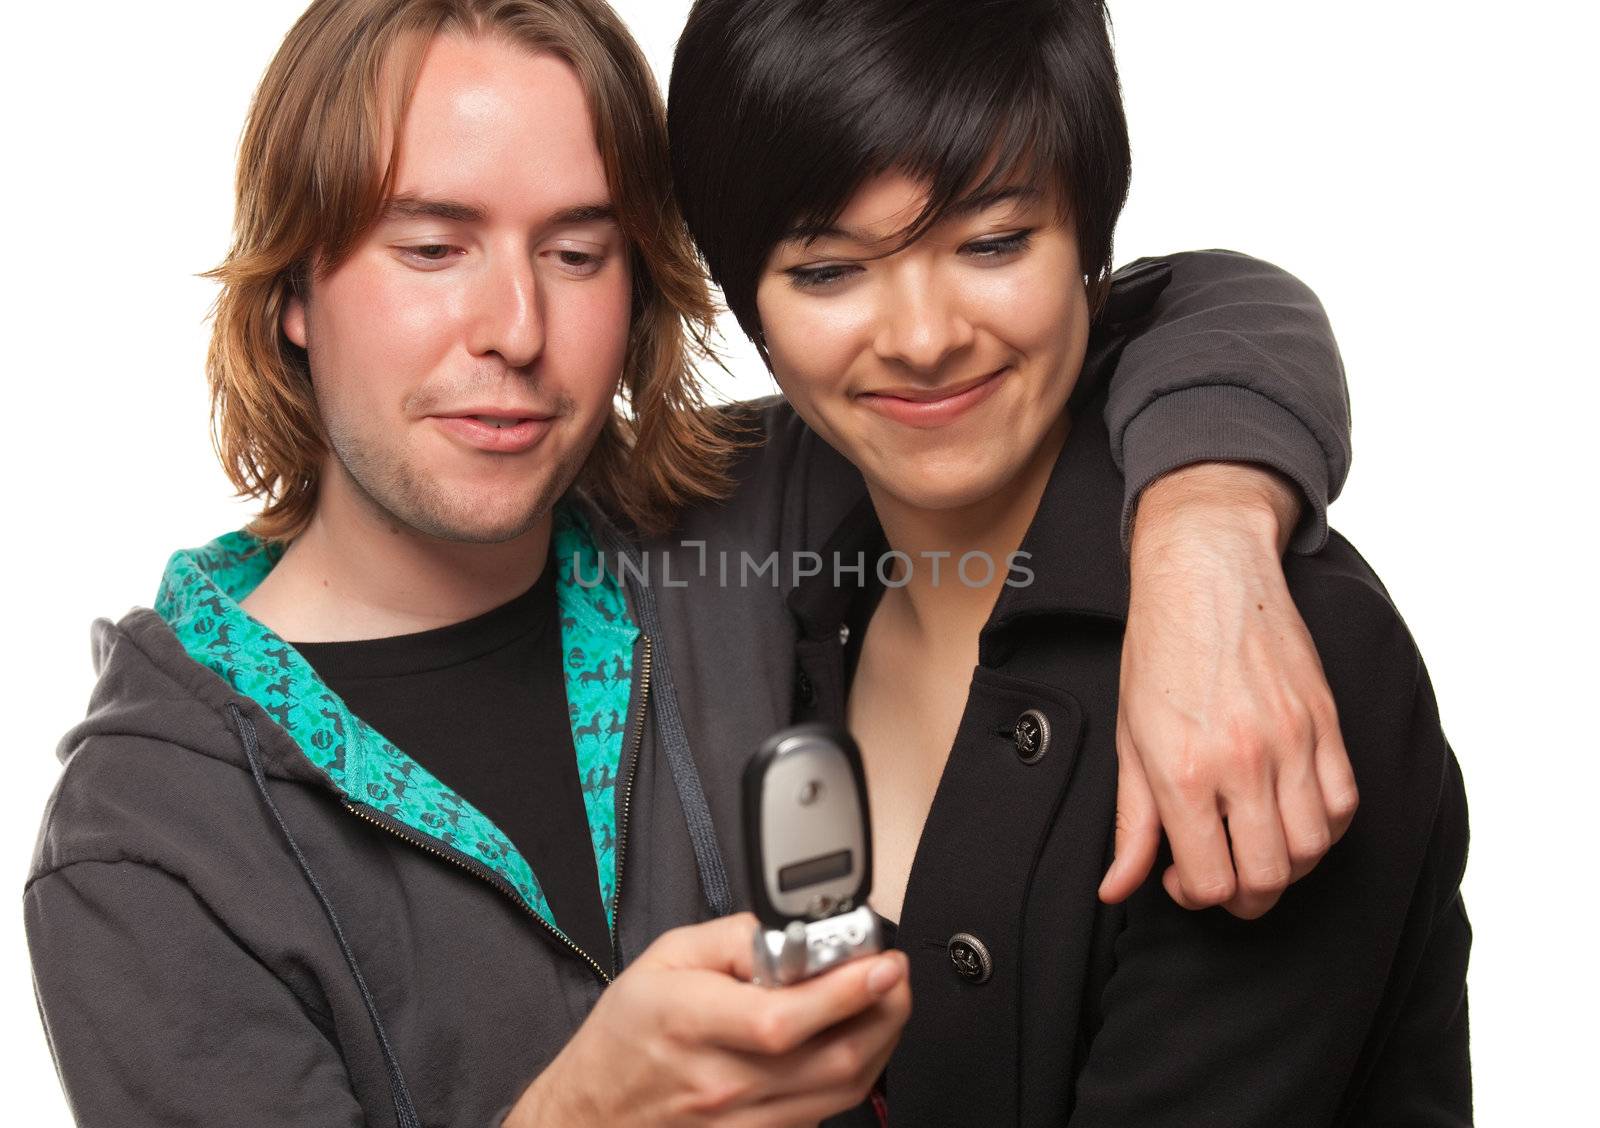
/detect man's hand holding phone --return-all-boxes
[507,911,909,1127]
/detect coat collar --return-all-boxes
[985,383,1131,630]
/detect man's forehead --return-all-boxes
[379,35,609,221]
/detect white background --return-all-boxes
[2,1,1594,1121]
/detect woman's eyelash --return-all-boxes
[785,263,858,289]
[785,229,1037,289]
[963,229,1035,257]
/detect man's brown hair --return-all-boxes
[207,0,737,541]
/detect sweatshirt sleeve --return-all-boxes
[1105,250,1352,554]
[25,859,368,1128]
[1067,564,1471,1126]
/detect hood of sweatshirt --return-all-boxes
[53,500,639,939]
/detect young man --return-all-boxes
[25,0,1358,1124]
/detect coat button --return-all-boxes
[948,932,993,984]
[796,670,817,708]
[1013,709,1051,764]
[838,624,851,645]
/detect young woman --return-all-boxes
[664,1,1471,1124]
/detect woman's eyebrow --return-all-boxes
[945,184,1043,218]
[782,185,1043,246]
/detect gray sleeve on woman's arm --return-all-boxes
[1104,249,1352,554]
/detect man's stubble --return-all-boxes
[317,377,590,546]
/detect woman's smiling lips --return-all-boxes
[855,366,1009,429]
[430,411,555,454]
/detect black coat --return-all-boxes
[786,360,1472,1126]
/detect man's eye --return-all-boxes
[785,263,859,290]
[551,248,604,276]
[962,230,1035,258]
[398,244,457,266]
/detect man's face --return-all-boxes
[283,34,631,543]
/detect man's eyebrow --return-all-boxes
[783,185,1044,246]
[548,202,616,226]
[380,195,487,223]
[378,197,616,226]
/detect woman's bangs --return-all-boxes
[791,63,1066,253]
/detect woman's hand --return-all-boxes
[1102,462,1359,920]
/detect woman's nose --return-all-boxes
[871,270,975,375]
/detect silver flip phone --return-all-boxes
[743,724,881,986]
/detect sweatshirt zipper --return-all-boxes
[341,800,613,986]
[608,633,652,975]
[338,632,654,987]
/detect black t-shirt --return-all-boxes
[293,564,613,965]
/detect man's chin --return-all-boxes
[409,504,555,546]
[376,486,561,546]
[329,444,574,547]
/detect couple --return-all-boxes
[24,0,1470,1125]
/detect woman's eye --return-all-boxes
[962,229,1035,259]
[785,263,860,290]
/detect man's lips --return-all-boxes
[429,411,555,454]
[855,366,1010,429]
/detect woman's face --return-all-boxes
[756,172,1090,514]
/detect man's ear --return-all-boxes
[283,291,308,349]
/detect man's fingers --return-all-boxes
[1217,784,1292,920]
[733,991,910,1127]
[1276,756,1334,882]
[1100,723,1162,904]
[692,951,907,1056]
[643,916,905,1057]
[1314,723,1359,844]
[640,911,760,979]
[1150,785,1236,908]
[1160,862,1205,910]
[696,960,910,1125]
[757,972,911,1102]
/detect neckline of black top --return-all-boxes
[291,560,558,680]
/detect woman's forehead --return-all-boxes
[782,173,1056,251]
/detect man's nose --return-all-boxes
[871,267,975,375]
[467,252,545,370]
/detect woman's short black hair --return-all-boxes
[667,0,1131,352]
